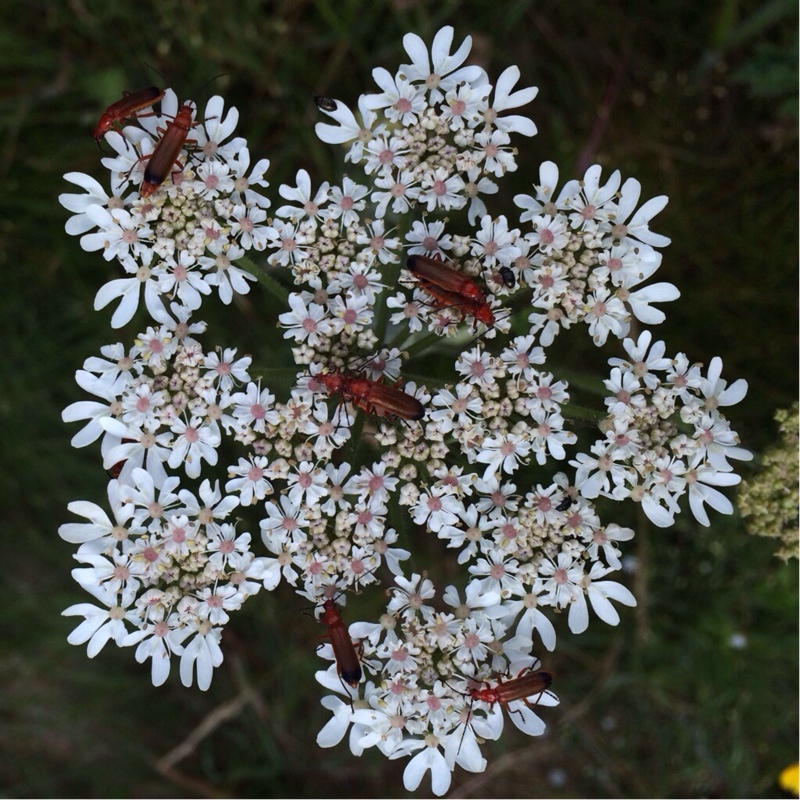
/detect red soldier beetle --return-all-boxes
[468,667,553,708]
[317,597,363,690]
[454,667,554,752]
[406,254,495,327]
[407,254,487,303]
[93,86,165,143]
[139,101,201,198]
[315,370,425,422]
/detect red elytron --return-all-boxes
[318,599,362,688]
[316,371,424,422]
[93,86,165,142]
[406,254,495,326]
[139,102,198,198]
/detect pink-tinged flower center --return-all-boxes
[379,148,393,164]
[251,403,266,420]
[616,389,632,404]
[391,647,408,663]
[318,421,334,437]
[516,353,530,369]
[433,180,448,197]
[350,558,364,575]
[205,174,218,190]
[581,204,597,220]
[281,237,297,252]
[136,395,151,412]
[539,273,554,290]
[358,510,373,525]
[207,594,222,608]
[340,195,354,210]
[391,182,406,197]
[171,527,186,543]
[502,523,517,540]
[122,230,138,244]
[500,440,517,456]
[248,465,263,481]
[216,361,232,376]
[369,475,384,492]
[470,361,485,377]
[206,225,220,240]
[614,432,630,446]
[113,565,130,581]
[607,257,623,272]
[593,530,608,545]
[219,540,235,554]
[148,502,163,519]
[539,229,555,245]
[154,620,169,637]
[298,472,312,489]
[238,217,254,233]
[491,491,506,508]
[215,254,230,269]
[149,338,164,354]
[537,386,552,401]
[343,308,357,325]
[422,236,438,251]
[308,560,323,575]
[144,546,159,563]
[463,633,480,649]
[304,200,318,216]
[394,97,412,114]
[282,516,297,532]
[427,695,442,711]
[484,143,498,158]
[553,568,568,584]
[611,223,628,239]
[427,496,443,512]
[483,240,498,256]
[302,317,318,333]
[184,426,199,443]
[592,300,607,317]
[490,563,506,579]
[537,496,552,512]
[370,235,385,250]
[451,99,466,116]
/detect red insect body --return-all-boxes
[406,254,495,326]
[407,254,486,302]
[469,669,554,708]
[93,86,165,142]
[140,103,197,198]
[318,599,362,687]
[317,372,424,421]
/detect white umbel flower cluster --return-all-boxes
[58,26,750,796]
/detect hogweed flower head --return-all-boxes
[58,26,751,796]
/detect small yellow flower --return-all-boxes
[779,762,799,796]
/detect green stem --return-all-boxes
[236,255,290,304]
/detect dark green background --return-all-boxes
[1,0,796,797]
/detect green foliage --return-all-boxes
[1,0,796,796]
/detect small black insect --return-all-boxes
[498,265,516,288]
[556,495,574,512]
[313,95,337,112]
